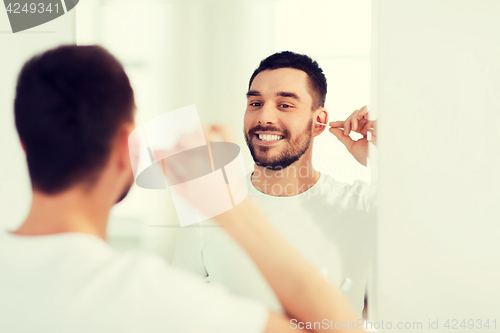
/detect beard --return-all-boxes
[244,119,313,170]
[115,176,134,204]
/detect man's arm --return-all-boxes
[161,125,366,333]
[215,199,365,333]
[264,311,309,333]
[329,106,378,326]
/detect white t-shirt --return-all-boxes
[173,173,376,316]
[0,230,268,333]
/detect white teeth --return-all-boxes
[258,134,283,141]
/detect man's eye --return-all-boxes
[279,104,292,108]
[250,102,262,107]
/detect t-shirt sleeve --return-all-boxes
[172,225,208,279]
[120,253,269,333]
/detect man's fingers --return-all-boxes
[356,119,376,136]
[353,109,371,132]
[357,118,368,133]
[332,105,370,135]
[367,129,377,145]
[367,120,377,136]
[329,121,344,128]
[356,106,368,120]
[343,118,351,136]
[329,127,354,151]
[357,119,370,136]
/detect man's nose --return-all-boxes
[256,104,278,125]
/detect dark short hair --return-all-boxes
[14,45,135,194]
[248,51,327,109]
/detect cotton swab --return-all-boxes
[318,121,374,142]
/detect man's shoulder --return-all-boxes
[103,249,170,275]
[314,174,374,214]
[319,174,368,196]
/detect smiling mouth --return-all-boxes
[256,134,284,142]
[254,133,286,146]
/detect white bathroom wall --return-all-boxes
[0,9,75,231]
[371,0,500,329]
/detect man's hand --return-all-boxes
[329,105,377,166]
[203,124,233,142]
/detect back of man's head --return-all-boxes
[248,51,327,110]
[15,45,135,194]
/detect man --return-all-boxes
[0,45,365,333]
[173,51,377,316]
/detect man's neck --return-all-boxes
[12,188,110,240]
[251,159,320,197]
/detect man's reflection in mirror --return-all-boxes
[173,51,377,317]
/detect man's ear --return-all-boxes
[20,141,26,153]
[312,107,328,137]
[116,122,135,173]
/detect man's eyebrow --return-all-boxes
[246,90,261,97]
[246,90,301,101]
[277,91,300,101]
